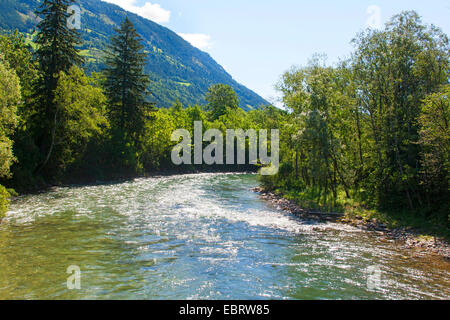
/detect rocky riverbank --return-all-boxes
[252,187,450,260]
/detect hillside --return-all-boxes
[0,0,268,109]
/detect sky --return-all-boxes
[102,0,450,105]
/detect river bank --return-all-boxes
[252,187,450,260]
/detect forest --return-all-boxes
[0,0,268,108]
[0,1,448,234]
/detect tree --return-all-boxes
[0,31,38,103]
[103,17,153,143]
[352,11,449,210]
[270,10,449,219]
[0,58,21,216]
[33,0,83,175]
[0,33,41,191]
[205,84,239,120]
[276,57,356,207]
[141,110,177,171]
[0,59,20,179]
[51,67,108,176]
[418,85,449,220]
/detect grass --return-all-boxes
[344,204,449,240]
[273,187,352,213]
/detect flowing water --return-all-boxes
[0,173,448,300]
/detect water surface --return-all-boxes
[0,173,448,299]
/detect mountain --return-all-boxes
[0,0,268,109]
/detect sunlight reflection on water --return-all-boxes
[0,173,449,300]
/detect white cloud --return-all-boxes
[102,0,171,24]
[101,1,212,50]
[178,33,212,50]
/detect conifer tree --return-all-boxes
[103,17,153,143]
[33,0,83,174]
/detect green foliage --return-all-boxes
[418,85,449,221]
[33,0,84,177]
[52,66,108,174]
[0,20,279,191]
[205,84,239,120]
[0,59,20,179]
[275,58,357,207]
[0,0,267,109]
[268,11,449,230]
[0,5,447,237]
[0,0,37,31]
[141,110,177,170]
[351,11,449,211]
[0,58,20,216]
[35,0,83,75]
[103,17,153,141]
[9,65,108,189]
[100,128,143,178]
[0,184,11,218]
[0,32,41,191]
[0,31,38,102]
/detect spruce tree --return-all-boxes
[33,0,83,174]
[103,17,153,143]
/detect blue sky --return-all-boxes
[102,0,450,105]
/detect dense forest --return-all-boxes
[0,1,448,233]
[262,11,449,230]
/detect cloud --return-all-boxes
[102,0,171,24]
[178,33,212,50]
[101,1,211,50]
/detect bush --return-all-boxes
[0,184,11,218]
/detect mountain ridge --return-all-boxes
[0,0,268,109]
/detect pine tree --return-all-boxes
[33,0,83,174]
[103,17,153,143]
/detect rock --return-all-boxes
[256,186,450,259]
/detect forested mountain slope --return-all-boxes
[0,0,268,109]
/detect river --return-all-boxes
[0,173,448,299]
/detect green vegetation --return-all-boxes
[33,0,85,177]
[0,2,447,238]
[0,57,21,217]
[261,12,449,235]
[104,17,153,142]
[205,84,240,120]
[0,1,280,212]
[0,0,267,109]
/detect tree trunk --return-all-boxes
[35,108,58,174]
